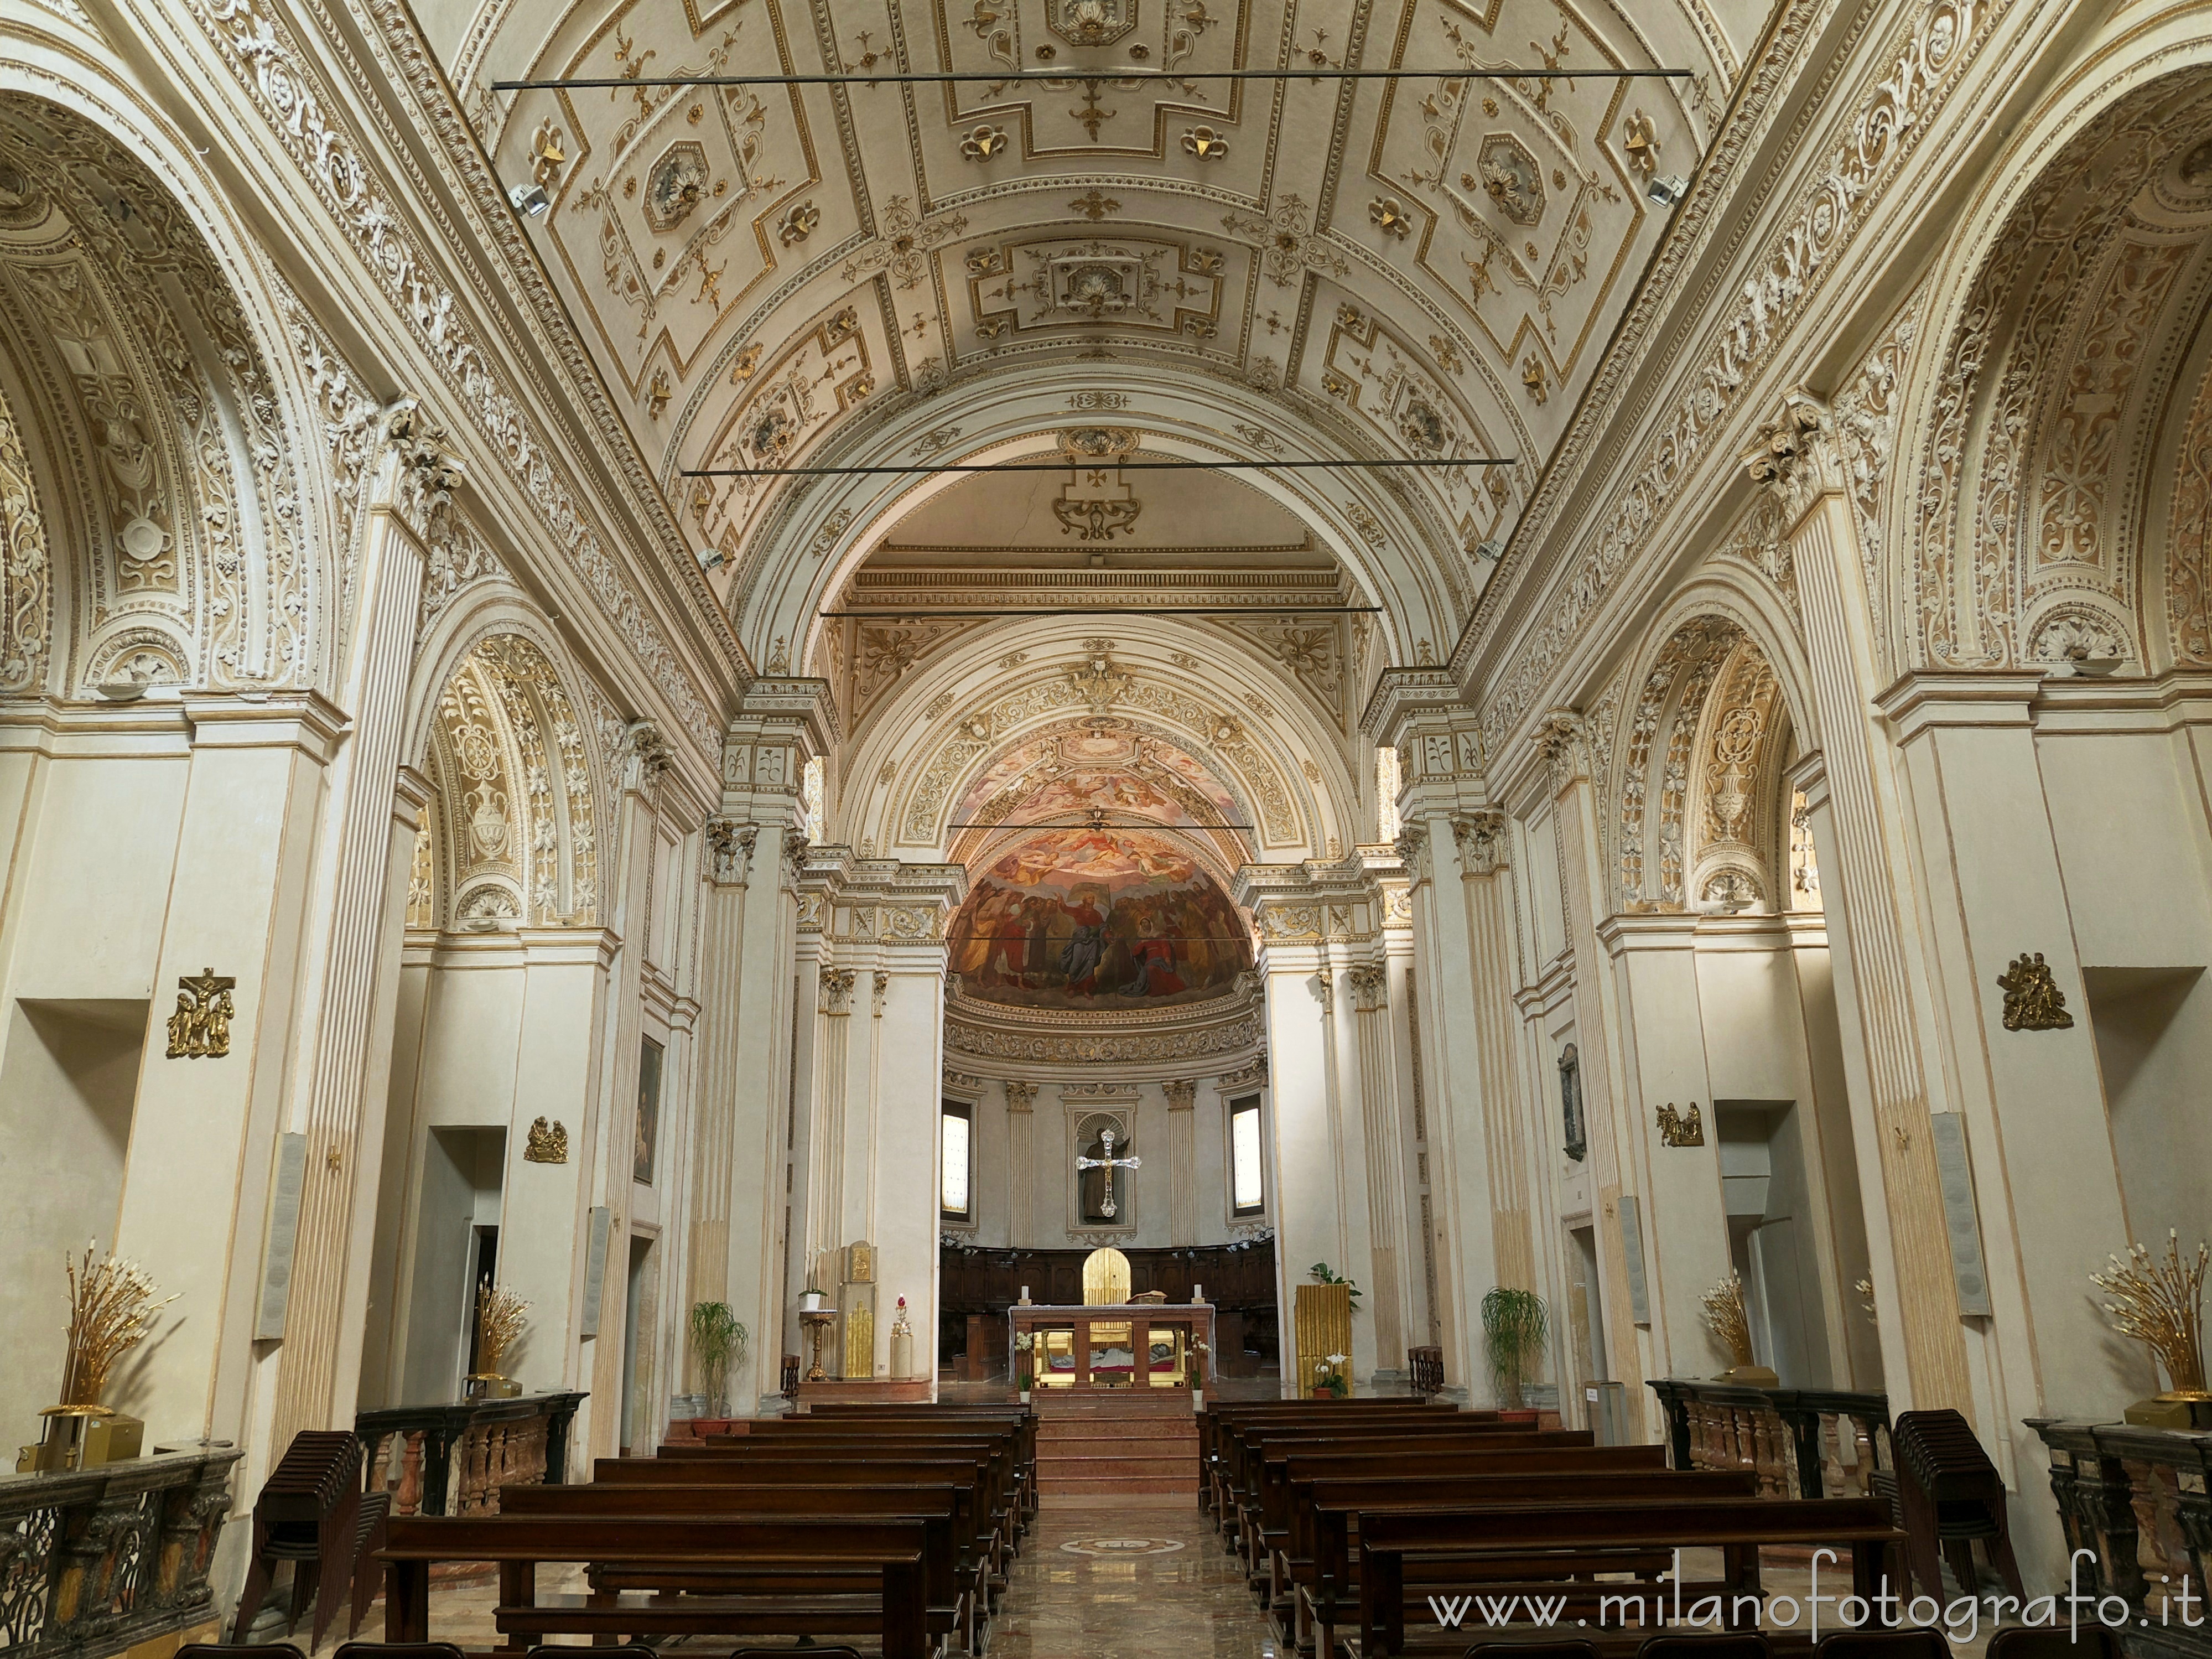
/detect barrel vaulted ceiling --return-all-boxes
[434,0,1757,682]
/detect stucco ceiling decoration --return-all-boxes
[470,0,1741,663]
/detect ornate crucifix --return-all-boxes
[1076,1126,1141,1219]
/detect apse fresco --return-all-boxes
[948,830,1253,1010]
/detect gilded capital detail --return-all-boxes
[704,820,757,886]
[1533,709,1593,792]
[1450,809,1509,876]
[819,967,858,1014]
[1346,963,1388,1012]
[1742,389,1841,528]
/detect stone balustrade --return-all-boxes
[1648,1378,1890,1500]
[355,1391,585,1517]
[0,1443,238,1659]
[2027,1417,2212,1659]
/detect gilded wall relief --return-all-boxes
[947,828,1253,1010]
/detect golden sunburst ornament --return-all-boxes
[2093,1231,2210,1399]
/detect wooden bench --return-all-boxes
[1293,1468,1759,1659]
[712,1415,1036,1532]
[379,1512,933,1659]
[1354,1496,1903,1658]
[657,1438,1017,1578]
[1227,1425,1596,1579]
[500,1482,980,1652]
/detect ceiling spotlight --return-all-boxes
[1474,538,1504,562]
[1646,174,1691,208]
[696,546,725,571]
[508,182,552,217]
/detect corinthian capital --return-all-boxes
[382,400,463,547]
[1532,709,1592,792]
[704,819,757,885]
[1394,823,1431,884]
[1449,808,1509,875]
[1742,388,1840,525]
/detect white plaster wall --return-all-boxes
[946,1070,1260,1250]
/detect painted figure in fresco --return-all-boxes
[1023,895,1057,988]
[1058,893,1108,993]
[1121,935,1185,997]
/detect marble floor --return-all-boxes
[984,1504,1279,1659]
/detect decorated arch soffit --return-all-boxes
[1903,69,2212,677]
[451,0,1745,660]
[0,92,328,699]
[842,621,1347,862]
[413,628,610,932]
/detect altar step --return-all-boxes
[1034,1393,1200,1501]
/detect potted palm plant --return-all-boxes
[1482,1287,1548,1423]
[689,1300,747,1432]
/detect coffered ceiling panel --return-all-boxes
[463,0,1749,652]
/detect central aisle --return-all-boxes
[988,1506,1280,1658]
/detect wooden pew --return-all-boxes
[378,1513,933,1659]
[1200,1401,1462,1512]
[499,1482,973,1653]
[1354,1496,1903,1658]
[716,1414,1036,1532]
[1229,1425,1595,1580]
[661,1438,1017,1579]
[1292,1467,1758,1659]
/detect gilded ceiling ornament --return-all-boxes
[1368,196,1413,240]
[729,342,764,382]
[1050,0,1137,47]
[642,142,709,234]
[1522,355,1550,405]
[528,120,567,189]
[1622,110,1659,179]
[1997,953,2074,1031]
[1470,134,1546,225]
[165,969,236,1059]
[1071,84,1118,142]
[1222,195,1347,288]
[777,201,820,246]
[843,196,969,291]
[1183,127,1229,161]
[525,1117,568,1163]
[646,368,671,418]
[1070,190,1123,221]
[960,125,1012,162]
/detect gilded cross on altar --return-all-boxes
[1075,1127,1141,1219]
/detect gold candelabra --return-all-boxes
[1701,1273,1761,1372]
[56,1242,175,1412]
[2093,1232,2210,1399]
[470,1280,528,1390]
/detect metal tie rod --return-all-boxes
[686,455,1512,476]
[496,66,1694,90]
